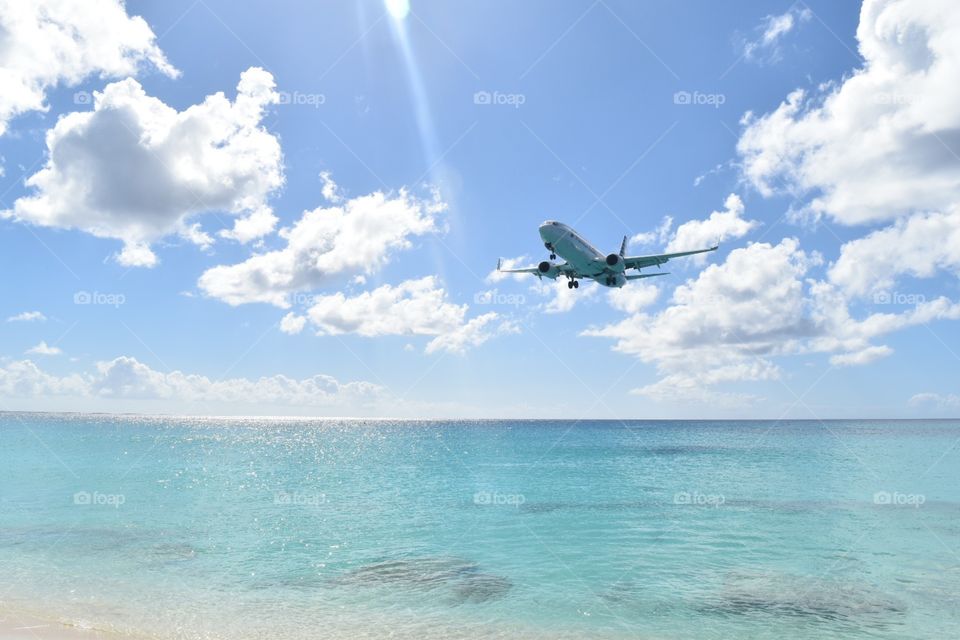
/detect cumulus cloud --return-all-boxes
[607,282,660,314]
[7,311,46,322]
[425,313,518,356]
[909,392,960,409]
[829,344,893,367]
[199,184,444,307]
[279,312,307,335]
[738,0,960,225]
[584,238,960,405]
[90,356,383,405]
[666,194,757,261]
[630,217,673,249]
[3,67,283,266]
[0,359,87,396]
[302,276,512,354]
[741,6,812,63]
[0,355,384,409]
[829,208,960,296]
[319,171,344,204]
[0,0,177,135]
[535,278,599,314]
[25,341,62,356]
[583,239,813,404]
[486,255,533,283]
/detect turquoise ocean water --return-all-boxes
[1,414,959,639]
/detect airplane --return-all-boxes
[497,220,718,289]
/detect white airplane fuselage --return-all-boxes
[539,220,627,287]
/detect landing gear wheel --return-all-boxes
[550,253,556,260]
[573,280,579,288]
[567,281,574,289]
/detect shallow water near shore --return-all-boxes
[1,414,959,638]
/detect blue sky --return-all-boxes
[1,0,958,418]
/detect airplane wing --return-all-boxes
[496,265,542,275]
[621,245,718,270]
[496,259,577,279]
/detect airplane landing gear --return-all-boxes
[567,280,579,289]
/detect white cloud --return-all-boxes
[3,67,283,266]
[584,239,812,404]
[584,237,960,404]
[319,170,344,203]
[7,311,46,322]
[829,345,893,367]
[741,7,812,63]
[303,276,510,354]
[0,356,527,416]
[0,359,87,396]
[0,356,384,410]
[486,255,533,283]
[666,194,757,261]
[279,312,307,335]
[541,278,599,314]
[909,392,960,409]
[630,216,673,248]
[738,0,960,225]
[829,208,960,296]
[425,313,517,356]
[199,185,444,307]
[607,282,660,314]
[89,356,383,406]
[26,341,62,356]
[0,0,177,135]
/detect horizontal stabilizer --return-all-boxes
[625,272,669,280]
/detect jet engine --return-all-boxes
[537,261,560,279]
[605,253,625,273]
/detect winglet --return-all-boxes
[497,258,502,271]
[619,235,628,257]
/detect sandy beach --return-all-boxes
[0,611,129,640]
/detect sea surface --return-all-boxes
[1,414,959,639]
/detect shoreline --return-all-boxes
[0,609,133,640]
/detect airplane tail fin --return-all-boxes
[619,235,628,257]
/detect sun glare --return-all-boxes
[385,0,410,21]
